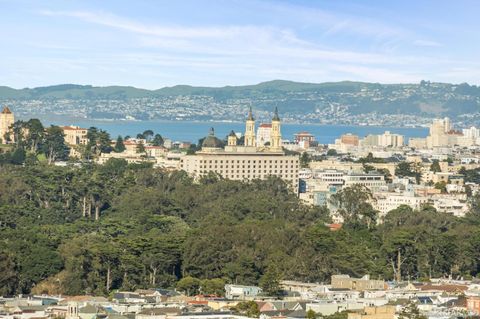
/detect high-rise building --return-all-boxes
[463,126,480,139]
[0,106,14,143]
[362,131,404,147]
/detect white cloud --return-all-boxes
[414,39,442,47]
[39,9,277,39]
[27,5,478,87]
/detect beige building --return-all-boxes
[410,117,475,149]
[362,131,404,148]
[348,306,395,319]
[0,106,15,143]
[181,108,299,190]
[330,133,360,153]
[61,126,88,157]
[331,275,385,291]
[61,126,88,146]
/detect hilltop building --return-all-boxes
[61,126,88,146]
[60,126,89,157]
[0,106,15,143]
[181,108,299,190]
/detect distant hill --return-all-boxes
[1,80,372,99]
[2,80,480,121]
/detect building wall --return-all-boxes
[348,306,395,319]
[181,152,299,190]
[0,108,14,143]
[331,275,385,291]
[256,124,271,147]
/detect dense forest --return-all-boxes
[2,159,480,297]
[2,119,480,297]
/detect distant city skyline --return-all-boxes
[1,0,479,89]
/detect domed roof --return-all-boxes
[202,127,224,149]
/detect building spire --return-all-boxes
[1,106,12,114]
[247,107,254,121]
[272,106,280,121]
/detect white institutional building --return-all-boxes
[181,108,299,190]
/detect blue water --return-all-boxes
[39,118,429,144]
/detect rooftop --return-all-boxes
[1,106,12,114]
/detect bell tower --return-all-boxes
[228,130,237,146]
[244,107,256,147]
[270,107,282,150]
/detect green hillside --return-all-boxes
[1,80,480,117]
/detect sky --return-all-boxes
[0,0,479,89]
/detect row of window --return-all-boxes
[198,172,298,182]
[199,159,297,164]
[198,169,297,175]
[200,165,298,169]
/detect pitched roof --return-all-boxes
[1,106,12,114]
[417,284,468,293]
[138,307,181,315]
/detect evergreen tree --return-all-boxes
[42,126,69,164]
[300,152,311,168]
[430,160,441,173]
[114,136,126,153]
[259,265,282,297]
[136,142,146,156]
[152,134,164,146]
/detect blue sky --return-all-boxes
[0,0,479,88]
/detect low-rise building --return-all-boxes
[225,285,262,300]
[331,275,385,291]
[348,306,396,319]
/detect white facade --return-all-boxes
[344,173,386,192]
[373,192,428,216]
[362,131,404,148]
[225,285,262,300]
[256,123,272,147]
[463,126,480,139]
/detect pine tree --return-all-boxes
[114,136,126,153]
